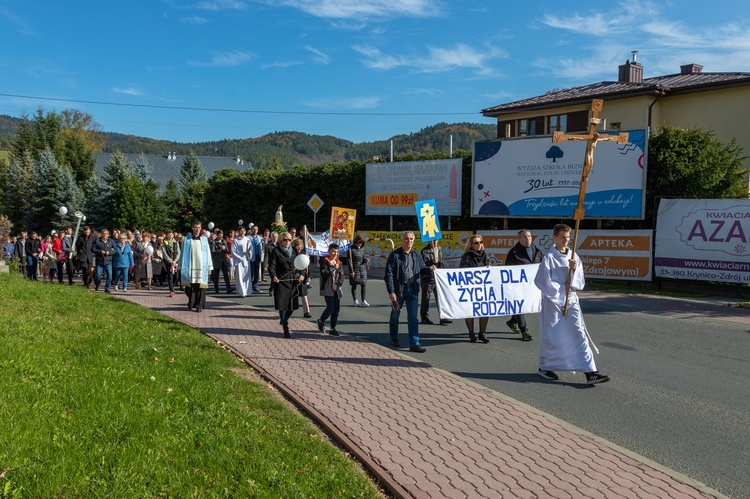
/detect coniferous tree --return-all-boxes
[179,151,207,190]
[132,153,153,182]
[82,174,111,230]
[3,151,34,229]
[22,148,73,233]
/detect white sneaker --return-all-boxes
[353,300,360,307]
[360,300,370,307]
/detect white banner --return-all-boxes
[303,228,351,257]
[434,264,542,320]
[655,198,750,284]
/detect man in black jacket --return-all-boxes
[505,229,543,341]
[210,229,232,293]
[14,230,27,277]
[419,239,451,326]
[24,231,42,280]
[76,226,96,287]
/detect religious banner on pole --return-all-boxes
[415,198,442,242]
[304,227,351,257]
[330,207,356,240]
[434,264,542,320]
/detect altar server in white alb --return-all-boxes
[534,224,609,385]
[231,226,254,297]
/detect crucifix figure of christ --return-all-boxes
[552,99,629,315]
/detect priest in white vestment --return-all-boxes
[534,224,610,385]
[180,220,213,312]
[231,226,254,297]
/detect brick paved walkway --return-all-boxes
[116,287,723,499]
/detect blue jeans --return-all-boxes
[389,284,420,346]
[320,294,341,329]
[95,263,113,291]
[26,255,38,279]
[113,267,129,290]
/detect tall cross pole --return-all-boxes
[552,99,629,315]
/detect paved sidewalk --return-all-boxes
[116,287,723,499]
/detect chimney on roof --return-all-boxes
[618,52,643,83]
[680,63,703,75]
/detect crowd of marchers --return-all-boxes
[2,223,609,385]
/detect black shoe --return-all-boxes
[478,333,489,344]
[468,332,477,343]
[409,344,426,353]
[390,339,401,347]
[538,369,559,381]
[196,307,202,313]
[439,319,452,325]
[316,319,325,334]
[283,325,291,338]
[303,312,312,318]
[421,318,434,325]
[95,285,99,291]
[585,372,610,385]
[328,329,340,337]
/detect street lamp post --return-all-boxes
[60,206,86,259]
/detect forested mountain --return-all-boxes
[0,113,496,168]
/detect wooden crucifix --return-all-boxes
[552,99,629,315]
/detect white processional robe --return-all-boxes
[231,236,254,297]
[534,246,596,372]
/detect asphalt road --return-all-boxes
[233,277,750,498]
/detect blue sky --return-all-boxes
[1,0,748,145]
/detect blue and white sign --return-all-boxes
[434,264,542,320]
[415,198,442,242]
[472,129,647,219]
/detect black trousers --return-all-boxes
[57,258,74,284]
[185,284,207,311]
[211,260,231,292]
[420,275,440,320]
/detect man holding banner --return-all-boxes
[534,224,610,385]
[505,229,542,342]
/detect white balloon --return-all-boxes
[146,246,154,255]
[294,254,310,271]
[208,222,215,230]
[59,206,68,215]
[237,219,244,227]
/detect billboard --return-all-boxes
[471,129,647,219]
[478,230,653,281]
[655,198,750,284]
[355,230,472,268]
[366,158,462,216]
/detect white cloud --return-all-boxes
[305,46,330,64]
[353,43,505,74]
[305,96,382,110]
[194,0,247,11]
[181,15,209,24]
[0,6,37,36]
[113,86,146,97]
[266,0,441,20]
[187,50,256,67]
[537,0,750,81]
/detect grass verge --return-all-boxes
[0,273,383,498]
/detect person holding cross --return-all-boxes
[534,224,609,385]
